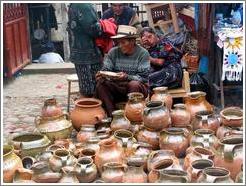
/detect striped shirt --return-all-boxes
[101,45,150,83]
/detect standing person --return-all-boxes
[102,3,142,33]
[67,3,102,97]
[95,25,150,117]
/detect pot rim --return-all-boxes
[173,103,186,109]
[127,92,144,99]
[152,158,174,171]
[187,91,206,99]
[194,128,215,136]
[114,129,133,139]
[77,156,93,167]
[145,101,163,109]
[161,127,185,135]
[44,98,57,106]
[191,158,214,169]
[220,107,243,120]
[195,111,214,118]
[193,147,214,157]
[203,167,230,178]
[219,135,243,146]
[75,98,102,108]
[153,86,168,92]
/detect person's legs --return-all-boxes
[127,80,149,98]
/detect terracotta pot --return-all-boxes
[187,159,214,182]
[110,110,131,132]
[35,114,73,141]
[192,111,220,133]
[48,149,77,172]
[13,168,34,183]
[77,125,96,143]
[31,161,62,183]
[220,107,243,127]
[95,138,124,173]
[183,147,214,171]
[101,162,126,183]
[159,128,190,158]
[191,129,219,150]
[148,159,175,183]
[22,156,36,170]
[143,101,170,131]
[235,164,243,183]
[41,98,63,118]
[58,166,79,183]
[151,86,173,110]
[137,126,159,150]
[216,126,243,140]
[70,98,106,131]
[10,133,51,158]
[3,145,23,183]
[53,138,76,154]
[125,92,145,122]
[156,169,190,183]
[184,91,213,120]
[170,104,191,127]
[147,150,179,172]
[85,137,100,153]
[74,157,97,183]
[197,167,234,183]
[214,135,243,181]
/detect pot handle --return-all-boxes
[80,164,87,174]
[201,115,208,126]
[224,145,235,161]
[143,107,151,116]
[202,134,210,148]
[95,115,102,122]
[35,115,41,126]
[206,174,217,183]
[121,137,129,148]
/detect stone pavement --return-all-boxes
[2,73,79,144]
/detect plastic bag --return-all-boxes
[189,72,210,94]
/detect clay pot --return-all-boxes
[37,150,54,162]
[77,125,96,143]
[147,150,179,172]
[85,137,100,152]
[216,126,243,140]
[191,129,219,150]
[41,98,63,118]
[58,166,79,183]
[183,147,214,171]
[123,158,147,183]
[143,101,170,131]
[125,92,145,122]
[74,157,97,183]
[70,98,106,131]
[214,135,243,181]
[95,138,124,173]
[31,161,62,183]
[22,156,36,170]
[48,149,77,172]
[46,144,65,152]
[187,159,214,182]
[79,148,96,161]
[235,164,243,183]
[10,133,51,158]
[170,104,191,127]
[13,168,34,183]
[184,91,213,120]
[197,167,234,183]
[110,110,131,132]
[156,169,190,183]
[220,107,243,127]
[192,111,220,133]
[3,145,23,183]
[151,86,173,110]
[159,128,190,158]
[148,159,175,182]
[133,142,152,171]
[53,138,76,154]
[73,143,86,158]
[101,162,126,183]
[35,114,73,141]
[137,126,159,150]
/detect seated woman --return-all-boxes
[140,27,183,90]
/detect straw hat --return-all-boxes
[111,25,138,39]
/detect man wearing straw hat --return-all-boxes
[95,25,150,117]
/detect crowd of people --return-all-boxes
[67,3,184,117]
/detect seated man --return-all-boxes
[140,27,183,90]
[95,25,150,117]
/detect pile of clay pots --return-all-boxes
[3,89,243,183]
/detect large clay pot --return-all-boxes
[156,169,190,183]
[137,126,159,150]
[10,133,51,158]
[95,138,124,173]
[41,98,63,118]
[197,167,234,183]
[58,166,79,183]
[101,162,126,183]
[77,125,96,143]
[187,159,214,183]
[220,107,243,127]
[214,135,243,181]
[35,114,73,141]
[192,111,220,133]
[3,145,23,183]
[151,86,173,110]
[170,104,191,127]
[70,98,106,131]
[216,126,243,140]
[74,157,97,183]
[143,101,170,131]
[159,128,190,158]
[125,92,145,122]
[184,91,213,120]
[110,110,131,132]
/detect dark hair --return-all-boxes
[140,27,156,38]
[44,42,55,53]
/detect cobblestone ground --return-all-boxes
[2,73,79,144]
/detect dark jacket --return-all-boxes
[67,3,102,64]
